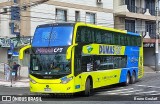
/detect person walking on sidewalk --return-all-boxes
[12,62,21,80]
[4,62,11,81]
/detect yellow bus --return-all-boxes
[19,22,143,96]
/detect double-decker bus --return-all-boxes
[19,22,143,96]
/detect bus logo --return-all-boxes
[86,45,93,53]
[99,45,121,55]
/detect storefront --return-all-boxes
[0,37,32,66]
[143,43,155,66]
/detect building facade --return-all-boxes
[114,0,160,66]
[1,0,159,68]
[0,0,114,67]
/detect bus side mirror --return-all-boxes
[66,44,78,60]
[19,45,31,60]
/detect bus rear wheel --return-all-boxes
[130,71,136,84]
[84,78,92,96]
[123,73,131,86]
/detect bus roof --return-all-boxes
[36,22,140,36]
[37,23,75,28]
[75,22,140,36]
[127,32,140,36]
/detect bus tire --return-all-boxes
[123,73,130,86]
[84,78,91,96]
[130,71,136,84]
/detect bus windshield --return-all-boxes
[32,26,73,47]
[30,53,71,75]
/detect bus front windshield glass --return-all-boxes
[32,26,73,47]
[30,54,71,75]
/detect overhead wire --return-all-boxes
[0,0,157,35]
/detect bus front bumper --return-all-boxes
[30,81,75,94]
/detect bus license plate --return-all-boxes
[44,88,51,92]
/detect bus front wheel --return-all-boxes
[84,78,92,96]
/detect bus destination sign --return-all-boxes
[34,47,67,54]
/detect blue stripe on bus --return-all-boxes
[119,67,138,83]
[119,68,128,83]
[125,46,139,68]
[119,46,140,83]
[127,32,140,36]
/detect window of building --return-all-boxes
[56,8,67,22]
[145,0,155,16]
[86,12,96,24]
[145,21,156,38]
[75,11,80,22]
[125,19,135,32]
[125,0,136,13]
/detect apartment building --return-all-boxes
[1,0,158,67]
[114,0,160,66]
[0,0,114,66]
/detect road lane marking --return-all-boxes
[149,93,160,95]
[136,85,160,89]
[106,88,134,93]
[144,72,156,73]
[106,89,142,95]
[134,91,157,95]
[144,71,160,73]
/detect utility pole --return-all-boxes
[155,0,160,71]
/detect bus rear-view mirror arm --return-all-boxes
[19,45,31,60]
[66,44,78,60]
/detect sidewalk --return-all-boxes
[144,66,155,72]
[0,72,29,87]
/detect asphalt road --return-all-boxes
[0,72,160,104]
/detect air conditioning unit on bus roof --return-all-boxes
[97,0,103,4]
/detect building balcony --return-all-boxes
[136,31,156,39]
[135,31,160,44]
[126,5,156,16]
[114,4,157,21]
[127,5,146,14]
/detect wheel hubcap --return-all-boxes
[127,75,129,84]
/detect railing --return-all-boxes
[148,9,156,16]
[120,0,156,16]
[127,5,146,14]
[136,31,156,39]
[136,31,146,38]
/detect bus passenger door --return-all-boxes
[74,46,82,92]
[74,57,83,92]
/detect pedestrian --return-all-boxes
[12,62,21,80]
[4,62,11,81]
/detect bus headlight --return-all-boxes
[61,76,73,84]
[30,78,37,84]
